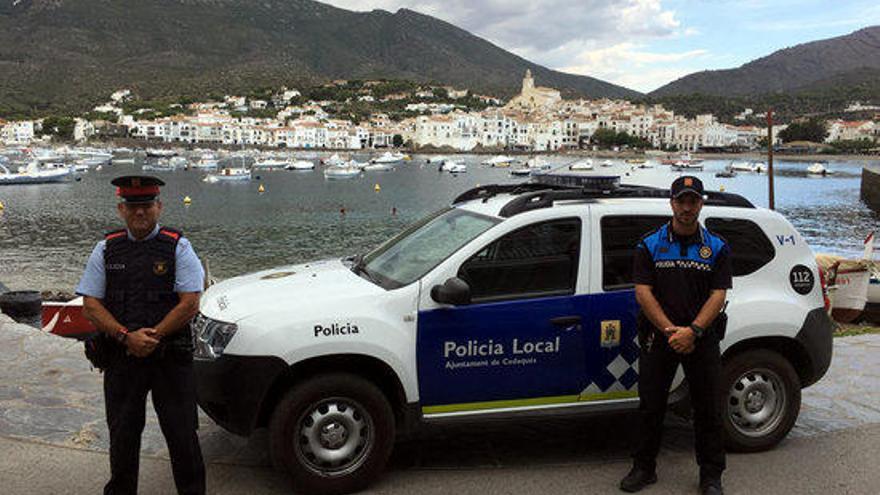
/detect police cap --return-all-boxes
[670,175,704,199]
[111,175,165,203]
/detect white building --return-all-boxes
[0,120,35,144]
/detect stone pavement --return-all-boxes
[1,312,879,472]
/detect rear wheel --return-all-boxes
[721,349,801,452]
[269,373,395,495]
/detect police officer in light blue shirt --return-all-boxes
[76,175,206,495]
[77,226,205,298]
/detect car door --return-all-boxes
[416,216,588,414]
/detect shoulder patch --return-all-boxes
[158,227,182,243]
[105,230,126,241]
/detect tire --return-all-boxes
[721,349,801,452]
[0,290,42,317]
[269,373,395,495]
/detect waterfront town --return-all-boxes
[1,70,878,153]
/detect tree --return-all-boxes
[41,116,75,140]
[778,118,828,143]
[392,134,404,148]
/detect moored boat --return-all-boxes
[286,160,315,171]
[807,162,834,176]
[482,155,515,167]
[323,164,362,179]
[0,161,73,185]
[204,167,251,182]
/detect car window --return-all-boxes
[363,208,500,289]
[458,218,581,303]
[705,217,775,276]
[601,215,669,291]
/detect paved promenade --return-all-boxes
[1,312,879,493]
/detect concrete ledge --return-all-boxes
[861,167,880,212]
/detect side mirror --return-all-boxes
[430,277,471,306]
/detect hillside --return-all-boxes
[0,0,640,117]
[651,26,880,97]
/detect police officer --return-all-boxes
[619,176,731,495]
[77,176,206,495]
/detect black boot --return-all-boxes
[619,466,658,493]
[700,478,723,495]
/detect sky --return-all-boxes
[319,0,880,93]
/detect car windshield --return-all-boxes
[357,207,499,289]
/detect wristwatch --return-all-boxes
[114,327,129,343]
[690,323,706,339]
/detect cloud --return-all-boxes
[322,0,682,51]
[320,0,700,91]
[558,42,710,92]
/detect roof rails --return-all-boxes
[453,172,755,218]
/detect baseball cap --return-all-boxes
[670,176,704,199]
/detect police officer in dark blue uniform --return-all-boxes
[77,176,206,495]
[620,176,731,495]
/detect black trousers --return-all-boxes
[633,329,726,481]
[103,350,206,495]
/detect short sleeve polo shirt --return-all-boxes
[633,222,732,326]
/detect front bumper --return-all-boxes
[795,307,834,388]
[194,354,287,436]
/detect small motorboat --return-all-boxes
[142,158,177,172]
[482,155,515,167]
[322,153,347,167]
[324,164,362,179]
[426,155,448,164]
[672,160,704,171]
[205,167,251,182]
[0,161,73,185]
[440,160,467,173]
[509,167,531,177]
[363,162,395,172]
[601,159,613,167]
[253,158,289,169]
[807,162,834,176]
[568,159,594,171]
[370,152,404,164]
[286,160,315,171]
[145,148,177,158]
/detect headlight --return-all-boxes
[192,313,238,360]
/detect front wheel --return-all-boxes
[721,349,801,452]
[269,373,395,495]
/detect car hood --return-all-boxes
[199,258,383,322]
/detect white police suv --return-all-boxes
[193,173,833,494]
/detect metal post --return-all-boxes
[767,109,775,210]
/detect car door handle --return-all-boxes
[550,316,582,327]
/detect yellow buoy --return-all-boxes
[258,184,265,193]
[183,196,192,205]
[374,183,381,192]
[719,185,725,192]
[0,200,4,210]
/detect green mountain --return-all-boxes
[0,0,640,117]
[651,26,880,97]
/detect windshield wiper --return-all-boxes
[350,253,378,284]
